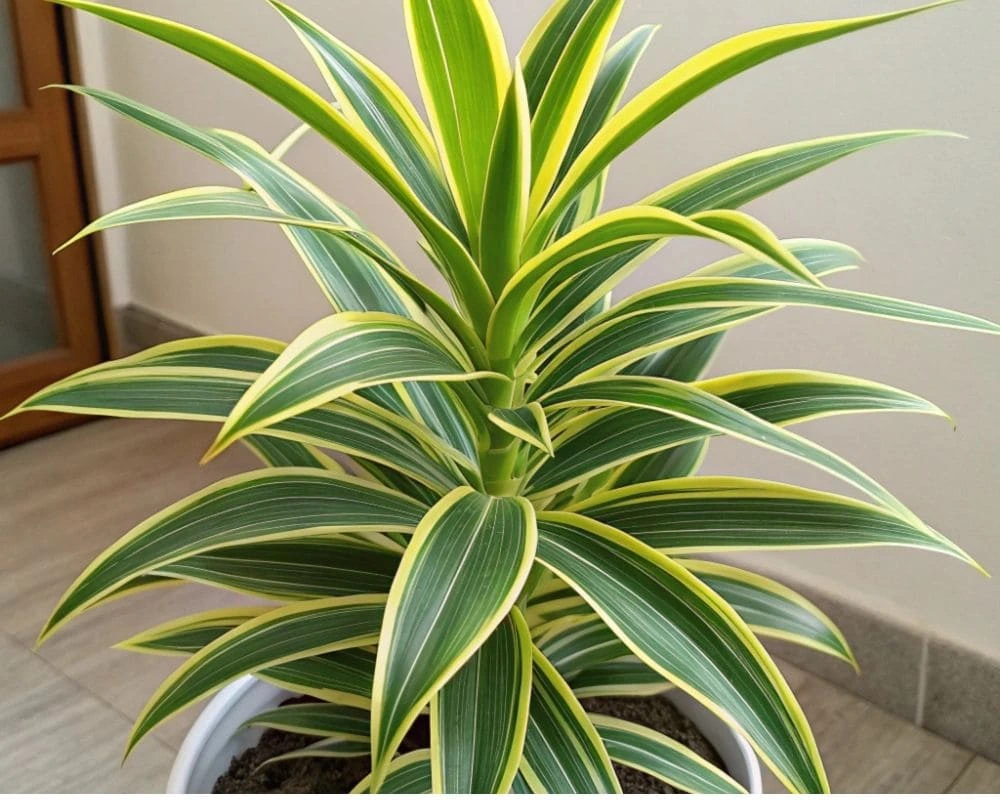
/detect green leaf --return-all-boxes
[155,536,401,601]
[591,713,747,794]
[118,611,379,706]
[682,560,855,665]
[519,0,592,112]
[243,434,341,471]
[479,66,531,297]
[527,0,623,219]
[430,610,532,793]
[574,475,971,561]
[532,368,952,497]
[353,750,433,794]
[541,376,921,521]
[527,1,958,250]
[404,0,509,246]
[535,513,827,793]
[608,439,709,489]
[557,25,658,187]
[206,312,488,458]
[538,615,627,677]
[245,702,370,739]
[571,657,672,699]
[488,403,553,456]
[127,595,386,754]
[490,206,813,368]
[53,0,493,323]
[268,2,464,241]
[370,489,537,789]
[527,236,859,373]
[645,130,958,215]
[532,276,1000,396]
[260,735,372,765]
[40,469,425,642]
[521,644,621,793]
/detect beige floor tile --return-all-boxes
[0,634,176,792]
[761,671,973,793]
[948,757,1000,793]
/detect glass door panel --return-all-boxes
[0,160,59,361]
[0,1,23,108]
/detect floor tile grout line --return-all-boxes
[942,753,979,794]
[3,631,180,754]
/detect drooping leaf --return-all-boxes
[40,469,425,642]
[244,702,371,739]
[535,513,827,793]
[206,312,490,458]
[155,536,401,600]
[591,713,747,794]
[541,376,927,523]
[682,560,855,665]
[430,610,532,793]
[127,595,386,754]
[370,489,536,789]
[531,369,952,497]
[572,476,971,562]
[520,645,620,793]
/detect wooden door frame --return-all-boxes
[0,1,113,446]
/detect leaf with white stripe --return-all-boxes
[488,403,553,456]
[527,1,957,251]
[535,512,827,793]
[269,2,464,240]
[571,656,672,698]
[53,1,493,322]
[527,0,622,219]
[682,560,854,665]
[155,536,401,600]
[591,714,746,794]
[40,469,425,642]
[405,0,509,246]
[574,476,971,561]
[370,488,536,789]
[207,312,490,458]
[353,750,433,794]
[118,611,378,706]
[127,595,386,754]
[245,702,371,739]
[645,130,956,215]
[479,66,531,297]
[531,276,1000,396]
[520,644,620,793]
[430,610,532,793]
[542,376,922,522]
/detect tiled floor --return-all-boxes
[1,419,998,793]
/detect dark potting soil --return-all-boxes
[213,693,724,794]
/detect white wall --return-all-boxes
[73,1,999,656]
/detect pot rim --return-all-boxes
[167,676,763,793]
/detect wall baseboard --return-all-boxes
[111,302,1000,762]
[116,303,202,354]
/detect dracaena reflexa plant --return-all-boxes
[12,0,999,793]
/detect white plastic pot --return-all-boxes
[167,676,762,793]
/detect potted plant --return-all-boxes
[12,0,997,792]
